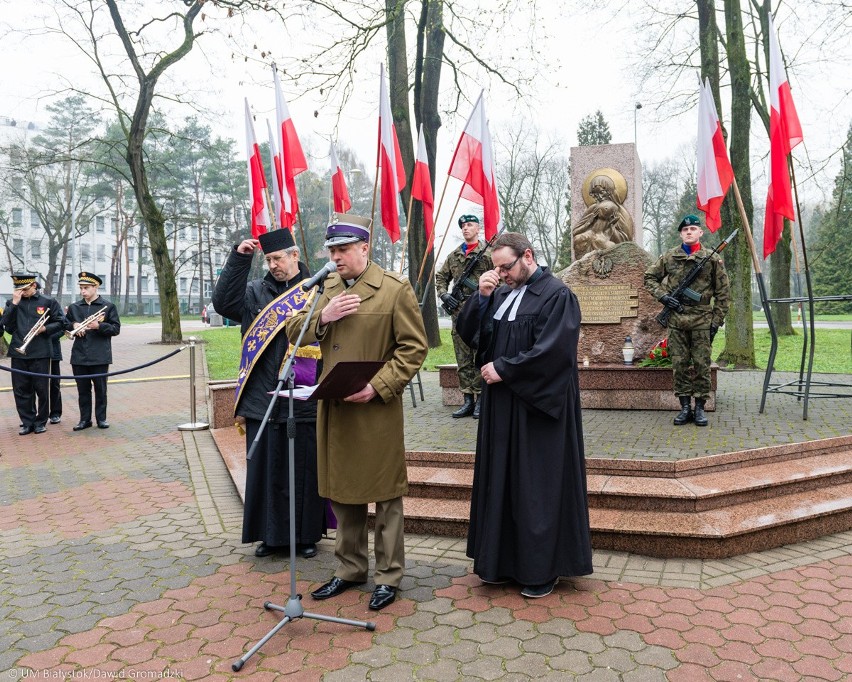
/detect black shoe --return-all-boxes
[472,396,481,419]
[298,543,318,558]
[694,399,708,427]
[673,396,693,426]
[368,584,397,610]
[33,424,47,434]
[452,395,475,418]
[254,542,286,557]
[49,416,61,424]
[73,421,93,431]
[521,578,559,598]
[19,425,34,436]
[97,421,110,429]
[310,577,365,600]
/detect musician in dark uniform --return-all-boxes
[1,273,66,435]
[66,272,121,431]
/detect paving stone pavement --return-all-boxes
[1,323,851,680]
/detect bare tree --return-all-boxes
[642,158,683,257]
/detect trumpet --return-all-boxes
[67,308,106,338]
[15,310,50,355]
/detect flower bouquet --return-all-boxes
[638,337,671,367]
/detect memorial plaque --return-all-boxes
[572,283,638,324]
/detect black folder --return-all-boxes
[307,361,385,400]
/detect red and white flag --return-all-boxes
[329,141,351,214]
[763,13,803,258]
[696,78,733,232]
[266,119,284,231]
[411,124,435,252]
[447,91,501,240]
[378,63,406,243]
[274,66,307,229]
[244,99,270,238]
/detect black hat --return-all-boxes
[678,215,701,231]
[11,273,38,289]
[257,228,297,254]
[458,214,480,228]
[78,271,103,286]
[324,213,372,247]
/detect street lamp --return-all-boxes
[634,102,642,145]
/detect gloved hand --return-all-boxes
[660,294,685,313]
[710,324,719,342]
[440,293,460,313]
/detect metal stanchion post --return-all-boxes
[178,337,209,431]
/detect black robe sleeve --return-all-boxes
[492,283,581,421]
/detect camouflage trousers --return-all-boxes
[668,327,713,399]
[451,325,481,395]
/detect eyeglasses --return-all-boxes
[494,254,522,275]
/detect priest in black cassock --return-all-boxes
[456,232,592,598]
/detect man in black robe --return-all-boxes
[212,228,325,559]
[456,232,593,598]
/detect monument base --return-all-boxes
[438,362,717,411]
[580,363,716,411]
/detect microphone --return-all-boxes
[301,261,338,291]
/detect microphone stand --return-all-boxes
[233,280,376,672]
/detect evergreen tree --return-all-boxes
[810,123,852,313]
[576,110,612,146]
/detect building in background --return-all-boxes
[0,115,234,314]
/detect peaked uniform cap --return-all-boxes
[257,228,297,254]
[78,271,103,286]
[324,213,372,247]
[11,273,38,289]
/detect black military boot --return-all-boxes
[472,395,481,420]
[452,394,475,418]
[673,396,693,426]
[693,398,708,427]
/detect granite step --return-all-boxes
[588,448,852,512]
[369,497,469,538]
[407,466,473,500]
[590,481,852,559]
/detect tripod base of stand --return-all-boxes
[232,594,376,671]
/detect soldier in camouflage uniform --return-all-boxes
[436,214,493,419]
[644,214,730,427]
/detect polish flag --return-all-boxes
[274,67,307,228]
[266,120,284,231]
[378,63,406,243]
[329,141,351,214]
[411,124,435,252]
[447,91,500,240]
[763,13,803,258]
[244,99,270,238]
[696,78,733,232]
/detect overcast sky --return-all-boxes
[1,1,850,238]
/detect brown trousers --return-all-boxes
[331,496,405,587]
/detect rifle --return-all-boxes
[441,229,502,315]
[655,228,738,328]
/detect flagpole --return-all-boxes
[419,194,462,307]
[295,209,308,260]
[415,172,453,285]
[369,166,379,258]
[263,186,279,232]
[399,192,414,275]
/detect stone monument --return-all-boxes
[570,142,643,259]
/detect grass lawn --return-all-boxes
[196,325,851,381]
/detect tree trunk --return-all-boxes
[386,0,440,347]
[719,0,756,367]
